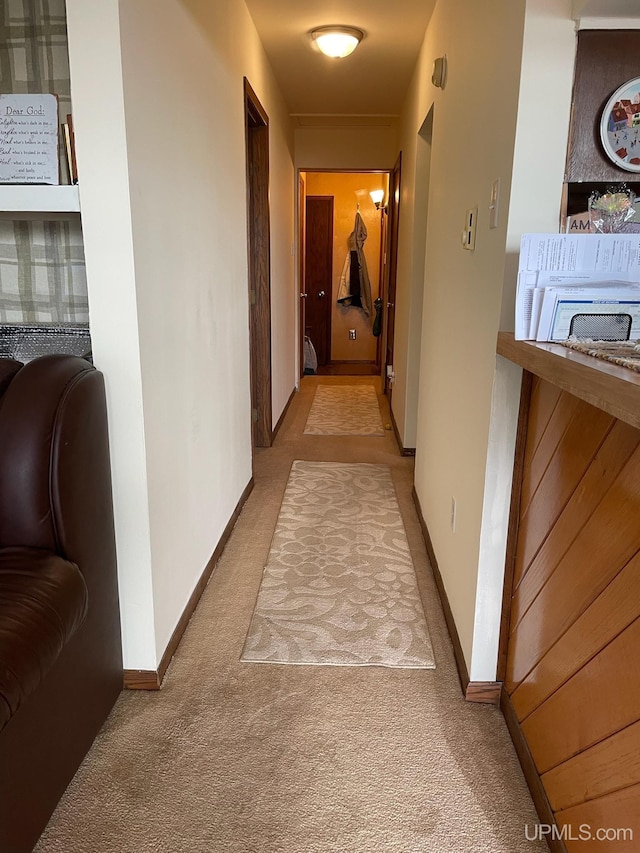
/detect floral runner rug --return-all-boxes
[241,462,435,668]
[303,384,385,435]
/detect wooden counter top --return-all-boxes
[497,331,640,431]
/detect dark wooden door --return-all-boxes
[385,154,402,395]
[304,196,333,366]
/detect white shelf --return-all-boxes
[0,184,80,214]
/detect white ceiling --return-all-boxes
[243,0,437,117]
[245,1,640,121]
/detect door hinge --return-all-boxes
[252,408,258,423]
[250,289,256,305]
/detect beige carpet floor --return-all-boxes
[35,377,546,853]
[242,461,435,668]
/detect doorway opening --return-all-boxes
[398,109,433,452]
[298,171,390,378]
[244,79,272,448]
[410,111,433,391]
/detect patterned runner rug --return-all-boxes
[559,338,640,373]
[303,384,384,435]
[241,462,435,668]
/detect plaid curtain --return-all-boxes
[0,220,88,323]
[0,0,88,324]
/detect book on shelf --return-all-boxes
[564,210,591,233]
[62,113,78,185]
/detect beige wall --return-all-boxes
[296,126,398,172]
[396,0,576,676]
[67,0,295,669]
[471,0,576,681]
[398,0,528,668]
[501,0,577,330]
[305,172,386,362]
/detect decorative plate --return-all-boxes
[600,77,640,173]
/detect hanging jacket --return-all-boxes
[337,211,373,317]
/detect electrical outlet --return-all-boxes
[461,207,477,250]
[451,497,457,532]
[349,329,357,340]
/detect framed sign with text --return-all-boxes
[0,93,59,184]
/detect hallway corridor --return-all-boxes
[36,377,545,853]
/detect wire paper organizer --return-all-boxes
[568,313,632,341]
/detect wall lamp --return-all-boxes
[369,189,386,211]
[311,26,364,58]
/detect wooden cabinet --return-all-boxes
[499,334,640,852]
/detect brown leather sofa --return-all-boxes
[0,355,123,852]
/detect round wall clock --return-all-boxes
[600,77,640,173]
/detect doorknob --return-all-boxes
[318,290,326,298]
[300,292,308,298]
[387,302,394,308]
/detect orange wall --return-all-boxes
[305,172,386,362]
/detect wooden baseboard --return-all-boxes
[465,681,501,705]
[390,405,416,457]
[272,387,296,440]
[501,686,567,853]
[124,476,255,690]
[412,487,470,693]
[122,669,161,690]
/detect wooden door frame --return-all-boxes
[376,202,389,368]
[297,168,390,375]
[383,152,402,396]
[298,175,306,378]
[244,78,272,448]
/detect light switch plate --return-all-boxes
[489,178,500,230]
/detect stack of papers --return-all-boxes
[516,234,640,341]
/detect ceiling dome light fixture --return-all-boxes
[311,26,364,59]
